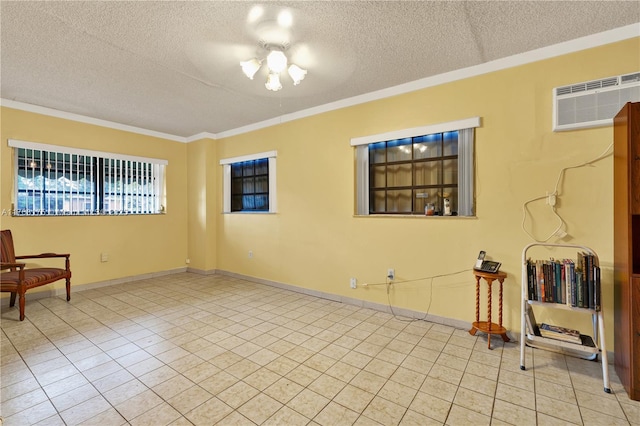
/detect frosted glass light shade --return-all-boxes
[288,64,307,85]
[240,58,261,79]
[242,48,307,90]
[265,73,282,91]
[266,50,287,73]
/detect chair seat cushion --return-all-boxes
[1,268,68,289]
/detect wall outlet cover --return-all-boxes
[387,269,395,280]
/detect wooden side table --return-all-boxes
[469,270,510,349]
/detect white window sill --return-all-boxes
[353,214,477,219]
[222,211,277,214]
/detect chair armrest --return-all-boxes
[1,262,25,271]
[13,254,71,273]
[16,253,70,260]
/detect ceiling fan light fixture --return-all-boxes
[241,41,307,91]
[288,64,307,85]
[240,58,262,80]
[265,72,282,91]
[266,50,287,73]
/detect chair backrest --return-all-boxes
[1,230,16,263]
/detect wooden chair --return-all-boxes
[0,230,71,321]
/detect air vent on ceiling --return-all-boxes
[553,72,640,131]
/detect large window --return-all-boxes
[352,117,479,216]
[221,151,277,213]
[10,140,166,216]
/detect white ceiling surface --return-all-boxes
[1,1,639,141]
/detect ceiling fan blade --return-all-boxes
[189,41,258,70]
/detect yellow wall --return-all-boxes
[186,138,218,272]
[212,38,640,349]
[0,107,189,289]
[1,38,638,350]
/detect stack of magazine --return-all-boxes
[539,323,582,344]
[525,306,583,345]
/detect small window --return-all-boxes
[221,151,277,213]
[10,140,167,216]
[231,158,269,212]
[352,117,479,217]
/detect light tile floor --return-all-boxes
[1,273,639,425]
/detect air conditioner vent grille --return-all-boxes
[557,77,620,96]
[601,77,619,88]
[622,72,640,84]
[553,72,640,131]
[571,84,587,93]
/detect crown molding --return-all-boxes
[0,99,189,143]
[3,23,638,142]
[185,132,217,142]
[218,23,639,139]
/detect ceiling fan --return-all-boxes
[186,3,355,98]
[239,5,309,91]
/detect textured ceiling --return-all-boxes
[1,1,639,139]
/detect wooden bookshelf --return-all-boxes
[613,101,640,401]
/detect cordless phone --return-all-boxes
[474,251,501,273]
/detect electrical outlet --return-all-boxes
[387,268,395,280]
[185,258,190,264]
[100,253,109,262]
[248,250,253,259]
[350,277,357,289]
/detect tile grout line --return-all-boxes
[2,273,635,425]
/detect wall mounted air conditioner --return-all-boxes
[553,71,640,131]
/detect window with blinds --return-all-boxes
[10,140,166,216]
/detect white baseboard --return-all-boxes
[186,266,217,275]
[215,269,484,337]
[0,267,188,306]
[3,266,527,344]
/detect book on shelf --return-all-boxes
[526,259,537,301]
[576,271,584,308]
[539,323,582,344]
[563,259,574,306]
[524,305,540,336]
[525,252,600,311]
[594,266,601,311]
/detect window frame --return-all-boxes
[351,117,480,217]
[220,151,277,214]
[9,139,167,216]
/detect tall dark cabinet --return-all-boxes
[614,101,640,401]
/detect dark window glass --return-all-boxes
[368,132,458,215]
[230,158,269,212]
